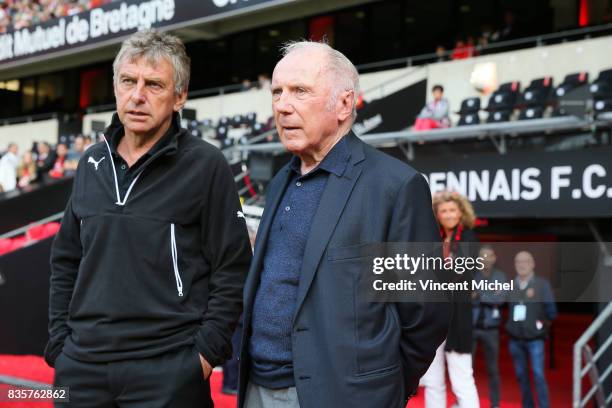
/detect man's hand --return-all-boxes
[198,353,213,380]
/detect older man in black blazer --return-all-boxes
[239,41,450,408]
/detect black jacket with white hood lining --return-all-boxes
[45,113,252,368]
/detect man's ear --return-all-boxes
[337,89,355,122]
[173,89,188,112]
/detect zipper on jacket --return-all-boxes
[102,136,141,206]
[170,223,184,297]
[102,135,176,207]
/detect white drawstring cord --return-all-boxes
[170,223,184,297]
[102,136,141,206]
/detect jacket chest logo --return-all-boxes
[88,156,105,171]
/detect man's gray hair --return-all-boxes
[280,41,360,121]
[113,29,191,94]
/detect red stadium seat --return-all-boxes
[0,223,61,257]
[43,222,61,238]
[27,224,47,241]
[25,222,60,242]
[9,236,28,252]
[0,238,12,256]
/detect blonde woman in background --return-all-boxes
[420,191,481,408]
[17,151,37,189]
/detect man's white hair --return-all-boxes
[280,40,360,122]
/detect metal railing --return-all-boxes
[573,302,612,408]
[0,211,64,240]
[0,111,60,126]
[233,115,609,158]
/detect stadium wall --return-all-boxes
[0,118,58,153]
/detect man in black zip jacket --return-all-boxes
[45,30,252,407]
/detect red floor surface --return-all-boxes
[0,314,591,407]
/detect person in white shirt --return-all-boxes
[0,143,19,193]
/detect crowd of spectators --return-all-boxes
[0,0,113,33]
[435,11,522,62]
[0,135,92,194]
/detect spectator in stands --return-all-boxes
[0,0,111,31]
[35,141,56,181]
[495,10,519,41]
[356,91,366,110]
[506,251,557,408]
[465,36,477,57]
[421,190,480,408]
[66,1,85,15]
[241,78,254,91]
[435,45,448,62]
[48,142,67,179]
[89,0,112,8]
[64,135,85,176]
[478,34,490,54]
[83,135,94,150]
[414,84,450,130]
[17,150,37,189]
[472,245,507,408]
[480,24,495,43]
[257,73,271,90]
[478,23,496,54]
[0,5,9,33]
[0,142,18,193]
[11,3,31,30]
[451,39,470,60]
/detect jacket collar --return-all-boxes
[244,131,366,317]
[291,131,365,322]
[288,134,352,178]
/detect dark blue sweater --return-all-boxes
[249,137,350,389]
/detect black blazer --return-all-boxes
[239,132,451,408]
[444,227,479,353]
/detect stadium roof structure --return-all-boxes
[0,0,373,80]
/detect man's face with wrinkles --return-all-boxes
[114,56,186,138]
[271,49,340,156]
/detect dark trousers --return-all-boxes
[472,328,501,407]
[508,338,550,408]
[53,346,213,408]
